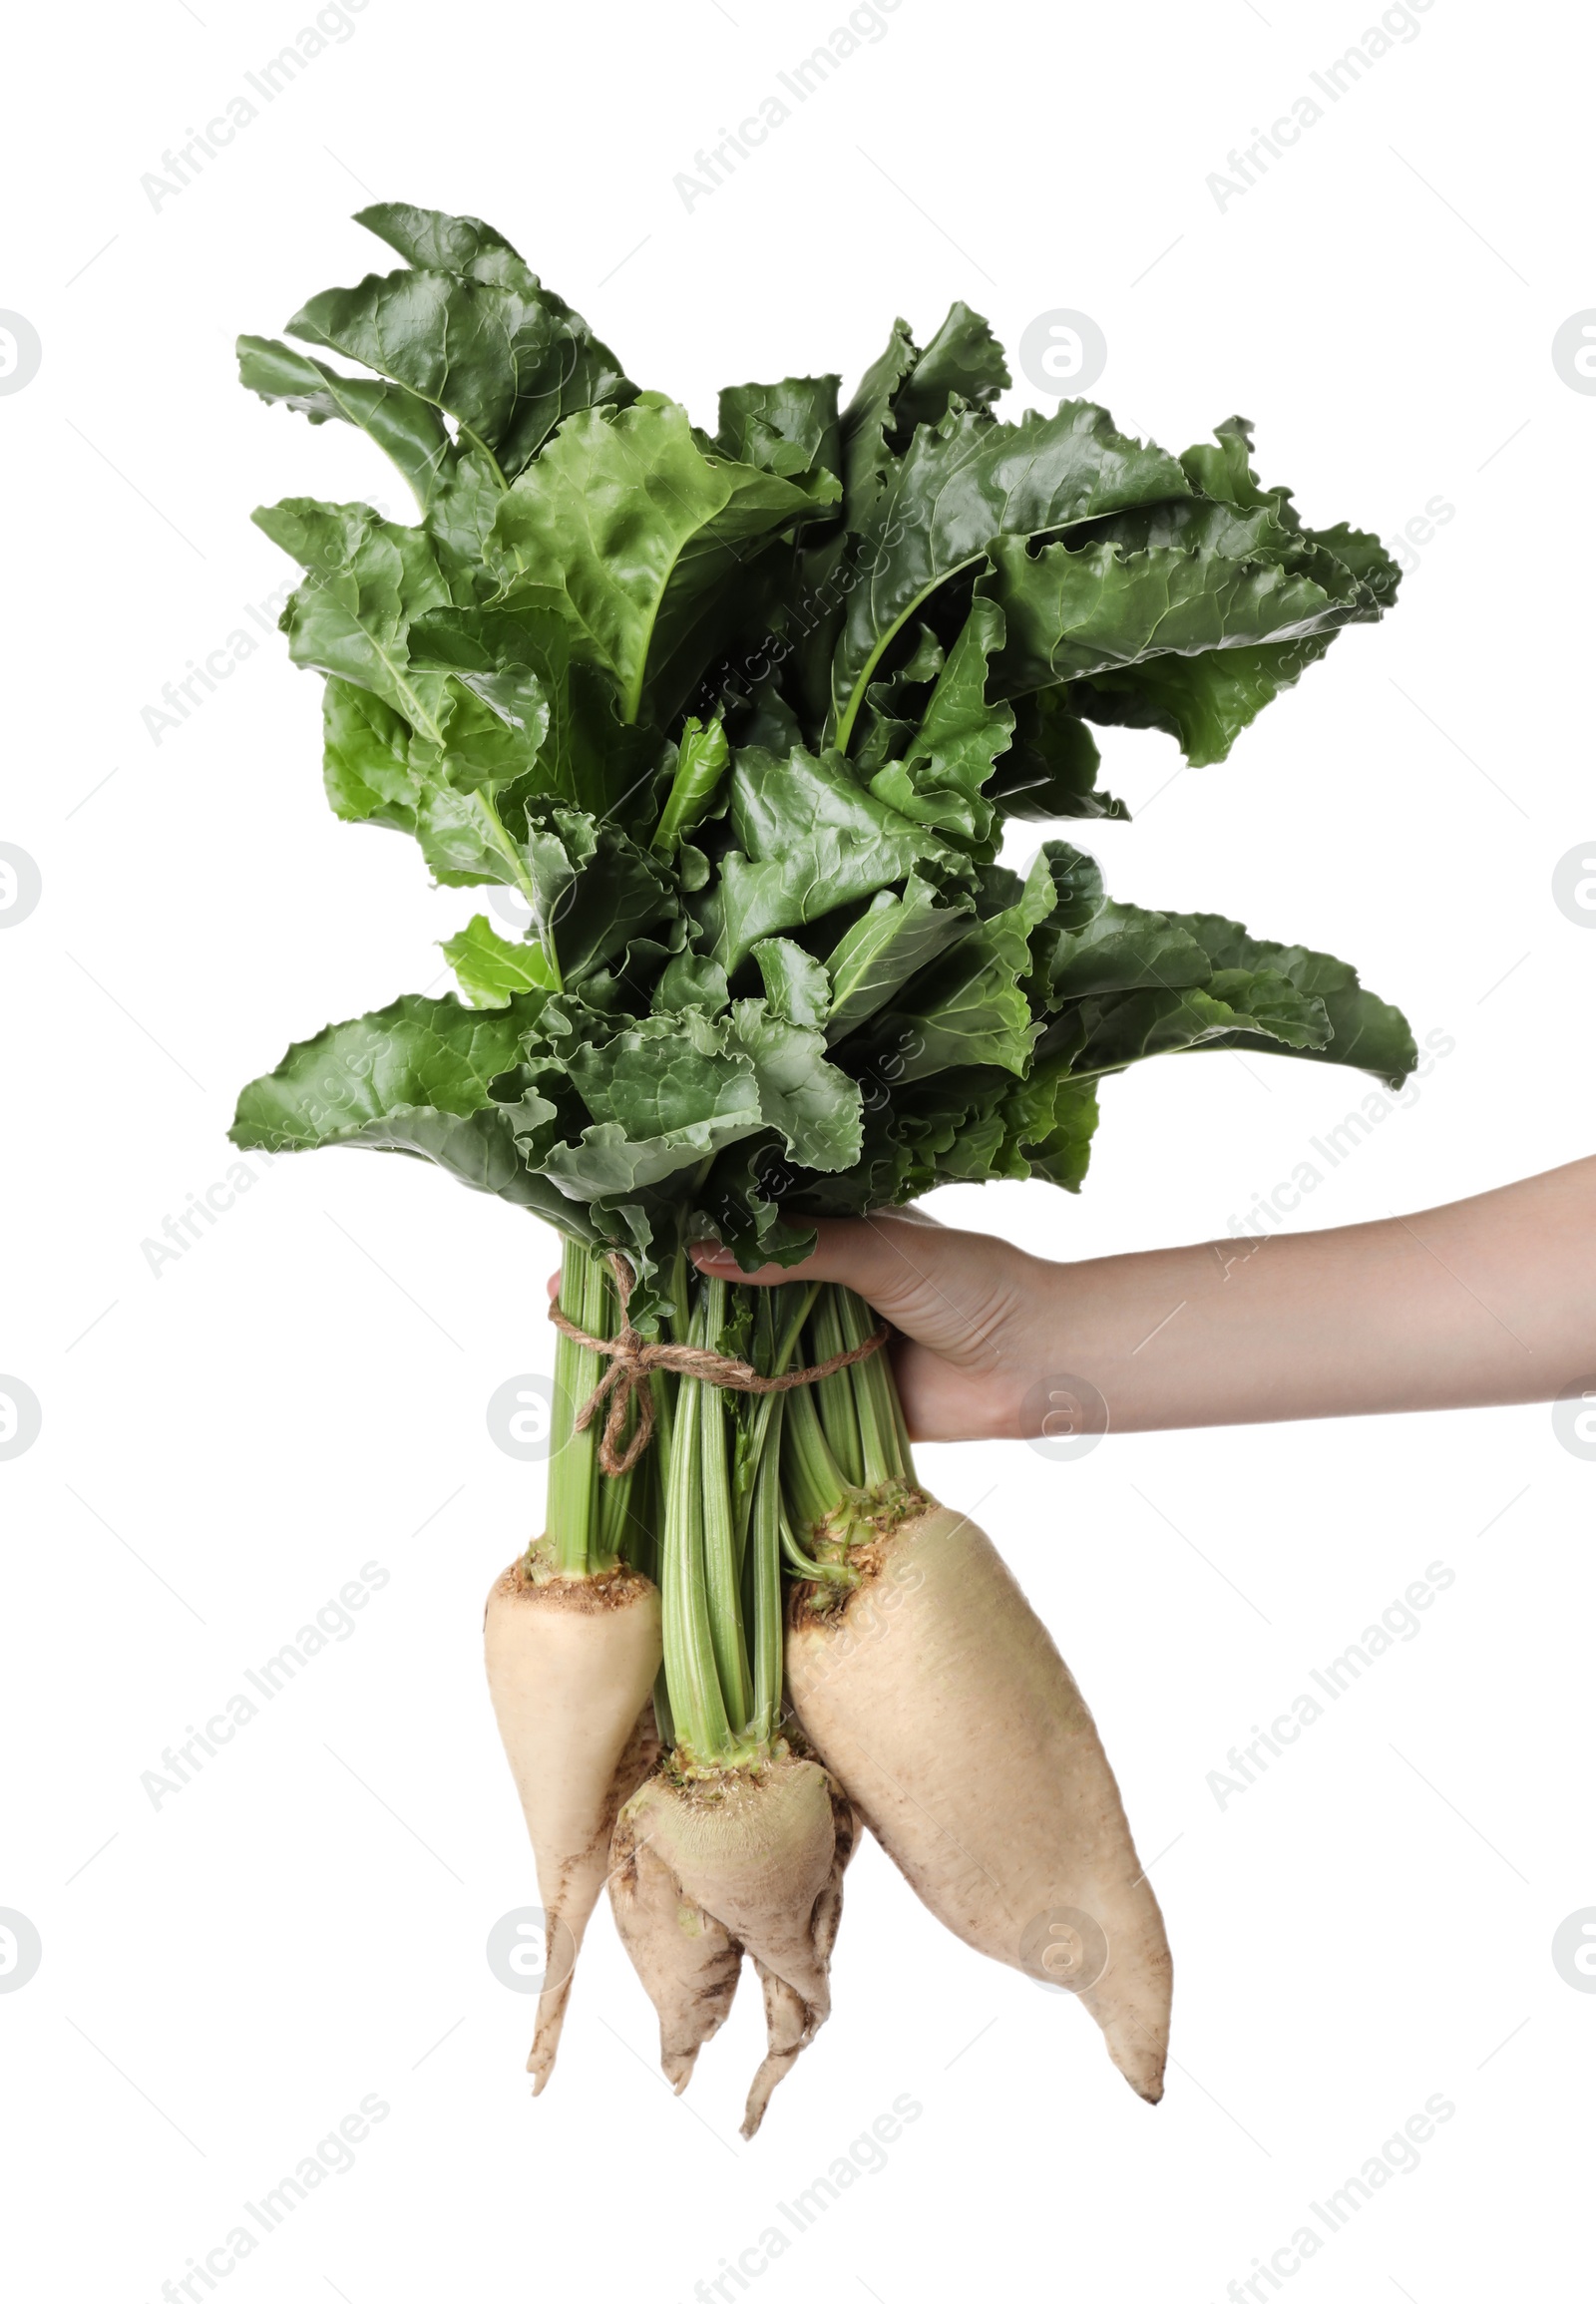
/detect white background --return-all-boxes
[3,0,1593,2297]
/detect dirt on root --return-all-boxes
[785,1495,940,1626]
[492,1545,656,1615]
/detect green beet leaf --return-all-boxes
[287,204,636,479]
[828,400,1191,749]
[236,206,1414,1298]
[487,396,840,727]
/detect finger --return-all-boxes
[691,1215,949,1322]
[546,1271,560,1302]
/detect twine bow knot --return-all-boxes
[548,1254,888,1477]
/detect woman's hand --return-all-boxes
[688,1156,1596,1439]
[691,1212,1065,1443]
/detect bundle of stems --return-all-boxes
[547,1242,914,1768]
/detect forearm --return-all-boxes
[1037,1156,1596,1434]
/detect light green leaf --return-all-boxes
[321,679,426,830]
[716,375,841,479]
[714,745,949,971]
[653,952,729,1015]
[823,870,976,1039]
[652,715,730,856]
[549,1018,764,1197]
[487,396,840,725]
[727,1001,862,1171]
[252,498,453,733]
[752,939,832,1031]
[442,916,558,1007]
[409,592,659,819]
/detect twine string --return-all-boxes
[548,1254,888,1477]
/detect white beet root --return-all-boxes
[741,1792,855,2138]
[785,1501,1173,2103]
[609,1751,855,2132]
[607,1805,743,2094]
[484,1553,662,2093]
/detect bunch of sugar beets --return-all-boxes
[232,203,1413,2132]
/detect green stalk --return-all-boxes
[830,558,986,754]
[782,1377,850,1533]
[780,1501,855,1589]
[809,1288,864,1487]
[696,1278,753,1737]
[598,1444,648,1578]
[748,1411,785,1746]
[733,1280,820,1552]
[546,1240,609,1575]
[659,1345,734,1763]
[834,1284,910,1489]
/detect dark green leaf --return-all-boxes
[1073,632,1339,766]
[237,336,451,507]
[830,400,1191,747]
[892,301,1010,436]
[1047,900,1211,999]
[864,851,1056,1079]
[865,596,1012,850]
[352,201,525,280]
[982,514,1372,695]
[1164,913,1416,1083]
[998,1070,1100,1190]
[839,316,917,515]
[990,686,1124,822]
[289,209,636,476]
[752,939,832,1031]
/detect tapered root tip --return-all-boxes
[1104,2032,1167,2106]
[527,2028,565,2094]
